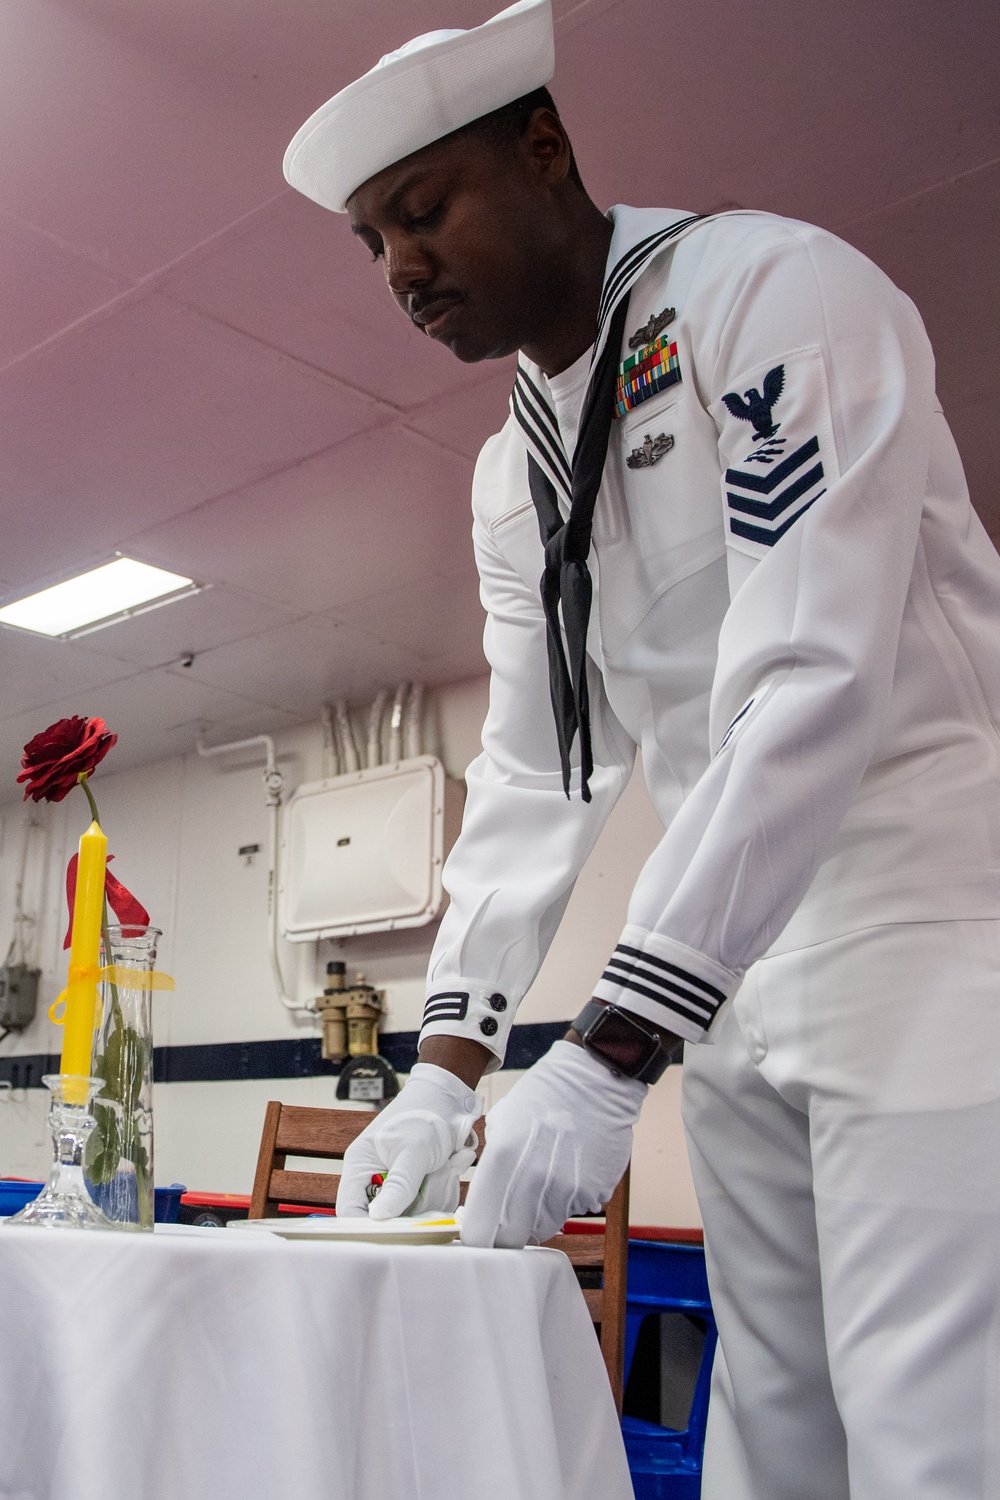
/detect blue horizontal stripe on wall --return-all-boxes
[0,1021,570,1089]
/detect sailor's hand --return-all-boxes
[336,1062,482,1220]
[460,1041,646,1249]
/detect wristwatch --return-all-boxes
[571,999,683,1084]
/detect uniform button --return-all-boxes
[479,1016,499,1037]
[487,993,507,1012]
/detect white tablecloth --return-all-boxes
[0,1223,632,1500]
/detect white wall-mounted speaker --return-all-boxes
[278,756,464,941]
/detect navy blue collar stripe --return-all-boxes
[511,385,572,503]
[511,379,567,482]
[508,214,716,802]
[515,363,561,442]
[512,215,708,491]
[597,226,679,327]
[596,215,702,334]
[514,366,572,485]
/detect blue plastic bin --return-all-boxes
[154,1184,187,1223]
[623,1239,717,1500]
[1,1180,186,1221]
[0,1180,43,1216]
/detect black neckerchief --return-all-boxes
[526,293,630,802]
[511,213,704,801]
[512,213,707,804]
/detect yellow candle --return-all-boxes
[60,820,107,1090]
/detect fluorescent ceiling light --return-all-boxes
[0,558,196,638]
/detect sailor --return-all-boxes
[283,3,1000,1495]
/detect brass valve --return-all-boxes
[316,961,383,1061]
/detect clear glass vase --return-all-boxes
[5,1074,112,1229]
[85,925,160,1231]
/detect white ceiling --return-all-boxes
[1,0,997,776]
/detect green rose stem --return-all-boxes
[78,772,152,1227]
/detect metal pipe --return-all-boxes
[320,704,340,780]
[366,688,389,768]
[12,815,39,967]
[388,681,408,763]
[334,700,360,773]
[195,734,313,1015]
[404,682,424,760]
[197,732,277,778]
[264,796,312,1014]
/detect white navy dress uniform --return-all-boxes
[285,5,1000,1498]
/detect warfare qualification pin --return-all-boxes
[628,306,676,351]
[626,432,674,469]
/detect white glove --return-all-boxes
[460,1040,646,1249]
[336,1062,483,1221]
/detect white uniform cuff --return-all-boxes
[418,981,517,1073]
[592,924,739,1043]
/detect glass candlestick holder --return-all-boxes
[6,1074,113,1229]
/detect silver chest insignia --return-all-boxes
[626,432,675,469]
[628,307,676,351]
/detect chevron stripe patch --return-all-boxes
[725,434,825,547]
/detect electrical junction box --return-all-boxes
[278,756,465,941]
[0,964,40,1030]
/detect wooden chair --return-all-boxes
[249,1101,630,1411]
[250,1101,395,1217]
[250,1100,489,1219]
[542,1167,630,1414]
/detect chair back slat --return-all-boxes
[581,1287,604,1321]
[274,1105,372,1156]
[542,1233,606,1267]
[268,1169,341,1207]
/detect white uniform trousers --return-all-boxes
[681,919,1000,1500]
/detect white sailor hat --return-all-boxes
[283,0,555,214]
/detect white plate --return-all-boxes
[226,1212,460,1245]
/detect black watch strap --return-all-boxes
[571,999,681,1085]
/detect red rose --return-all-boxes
[17,716,117,803]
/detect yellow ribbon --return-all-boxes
[48,967,175,1025]
[99,965,175,993]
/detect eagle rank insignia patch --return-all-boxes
[722,364,785,440]
[717,350,837,554]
